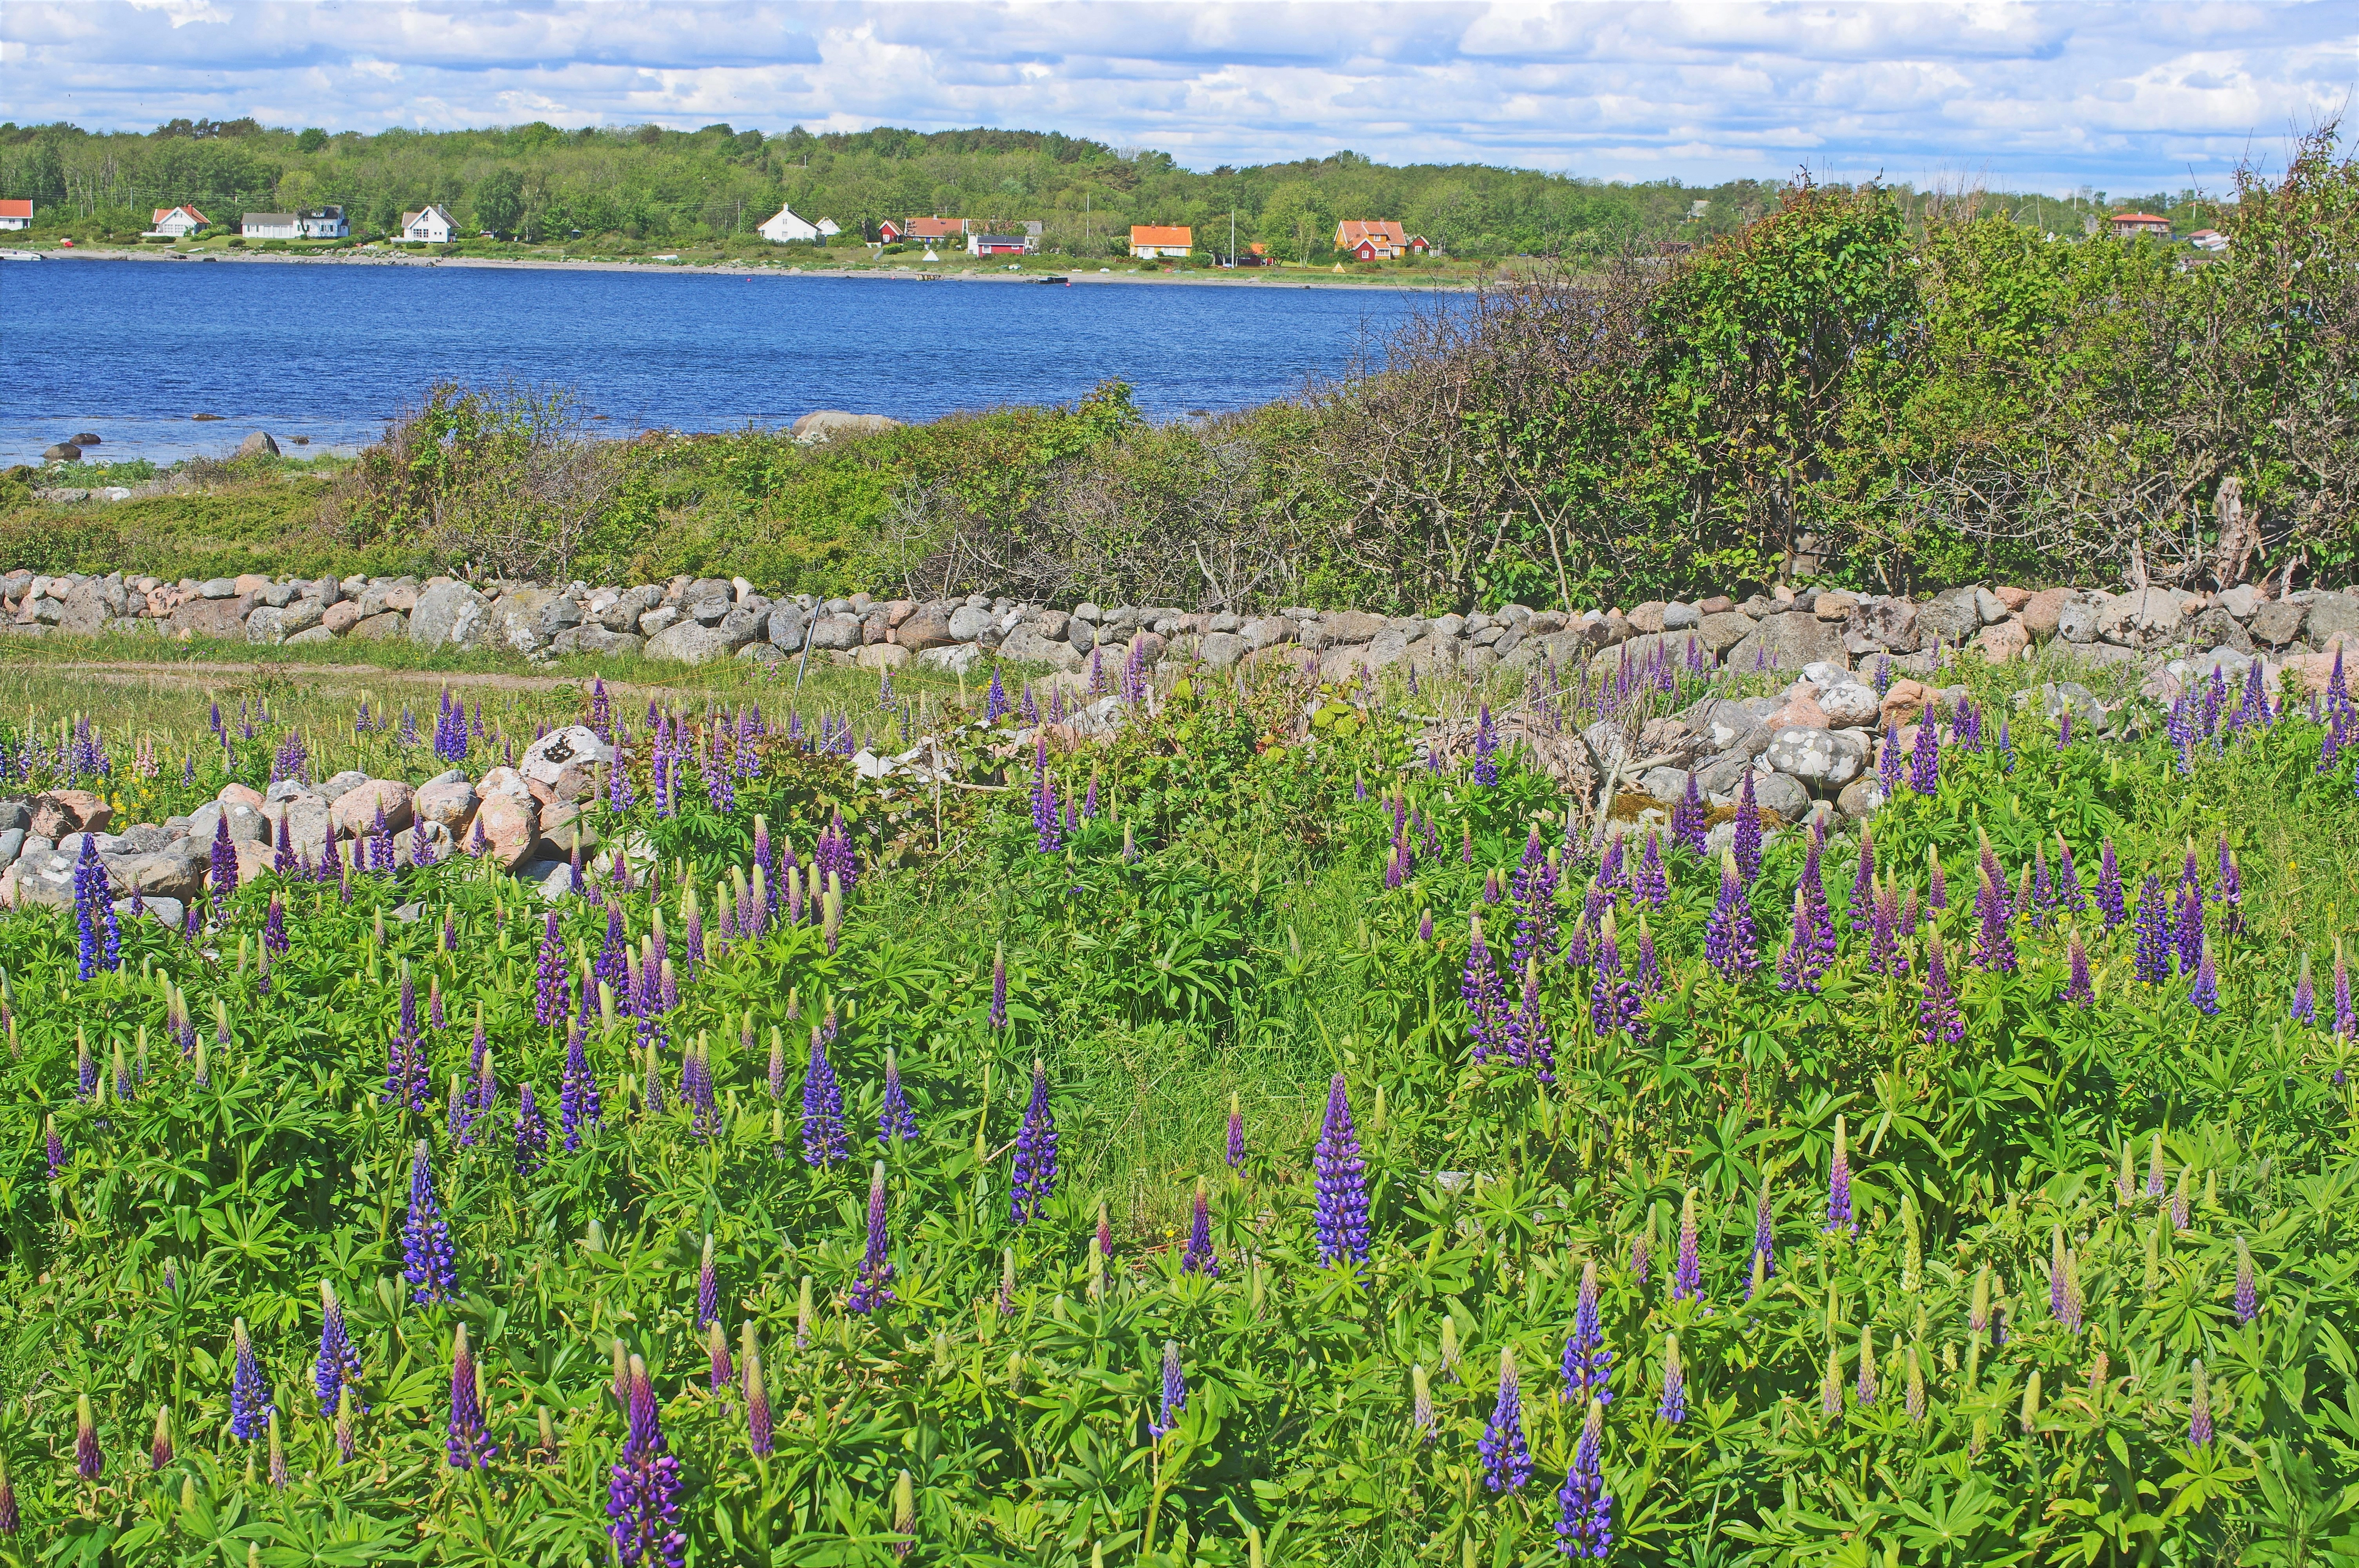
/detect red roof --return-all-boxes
[1336,220,1407,249]
[2112,212,2170,225]
[905,216,964,240]
[0,200,30,219]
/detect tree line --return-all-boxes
[0,115,2215,260]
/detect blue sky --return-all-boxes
[3,1,2353,193]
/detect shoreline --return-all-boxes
[1,243,1491,291]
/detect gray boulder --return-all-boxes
[767,603,809,651]
[2306,594,2359,651]
[1762,727,1867,789]
[808,614,862,651]
[409,583,491,652]
[1843,598,1920,654]
[1000,623,1085,671]
[644,622,741,666]
[2057,592,2112,644]
[1915,586,1985,647]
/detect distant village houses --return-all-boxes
[399,205,456,243]
[145,205,209,238]
[241,212,301,240]
[967,232,1035,256]
[300,206,349,239]
[2188,229,2229,252]
[1130,224,1192,260]
[2109,211,2172,240]
[1333,220,1428,260]
[0,199,30,231]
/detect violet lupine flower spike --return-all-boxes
[1558,1398,1613,1559]
[878,1049,917,1142]
[1225,1091,1245,1169]
[1732,770,1763,882]
[801,1029,847,1166]
[2292,952,2317,1025]
[2062,930,2094,1007]
[76,1393,102,1481]
[848,1160,895,1314]
[1921,929,1965,1047]
[1671,1188,1703,1301]
[1480,1347,1531,1493]
[1181,1179,1218,1276]
[1657,1334,1687,1424]
[229,1316,274,1441]
[1562,1258,1613,1404]
[2235,1236,2260,1325]
[1749,1182,1776,1293]
[1312,1074,1370,1267]
[2096,840,2127,929]
[446,1323,496,1470]
[1705,849,1759,983]
[1826,1114,1856,1236]
[403,1139,458,1303]
[315,1279,366,1419]
[1149,1340,1188,1439]
[609,1354,686,1568]
[1010,1057,1059,1223]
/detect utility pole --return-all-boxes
[1229,207,1235,267]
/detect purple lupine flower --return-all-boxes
[1848,825,1876,930]
[1732,771,1763,883]
[1225,1093,1245,1168]
[1777,888,1817,995]
[2190,1361,2214,1446]
[2030,844,2055,927]
[1557,1398,1613,1559]
[1590,917,1641,1042]
[1921,930,1964,1047]
[1181,1181,1218,1276]
[515,1082,549,1172]
[1671,1189,1703,1301]
[2235,1237,2259,1325]
[150,1406,173,1473]
[2292,953,2317,1025]
[2217,839,2243,936]
[2134,876,2172,986]
[608,1355,685,1567]
[1149,1340,1188,1439]
[1877,721,1903,797]
[1471,705,1499,788]
[1672,771,1707,854]
[1312,1074,1370,1265]
[685,1037,718,1142]
[75,1393,102,1481]
[1461,914,1510,1059]
[1972,866,2017,973]
[1657,1334,1687,1423]
[2173,879,2205,976]
[801,1030,847,1166]
[72,836,106,981]
[1826,1114,1855,1235]
[878,1050,916,1142]
[561,1023,601,1151]
[403,1140,458,1303]
[1630,1231,1651,1287]
[446,1323,496,1470]
[2096,840,2126,929]
[534,911,565,1027]
[695,1232,720,1332]
[1704,850,1758,983]
[1907,719,1940,794]
[1480,1348,1531,1493]
[1010,1058,1059,1224]
[1563,1259,1613,1404]
[985,666,1009,722]
[2189,937,2221,1016]
[262,893,288,953]
[2057,836,2086,912]
[1634,915,1665,998]
[229,1316,274,1442]
[2062,932,2094,1006]
[1633,829,1668,906]
[44,1115,63,1179]
[315,1281,365,1419]
[211,813,239,902]
[849,1160,895,1314]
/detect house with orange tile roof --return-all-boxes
[2109,212,2173,240]
[1129,224,1192,259]
[1333,220,1428,260]
[145,205,210,238]
[0,199,31,231]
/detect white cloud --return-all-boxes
[1,0,2351,191]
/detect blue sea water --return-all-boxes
[0,257,1432,467]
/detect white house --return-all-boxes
[399,205,456,243]
[815,217,841,238]
[298,206,348,239]
[0,200,30,231]
[758,205,821,243]
[145,205,210,239]
[242,212,301,240]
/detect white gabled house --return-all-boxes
[0,200,31,231]
[400,205,457,243]
[145,205,210,238]
[242,212,301,240]
[757,205,821,243]
[816,217,841,238]
[298,206,349,239]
